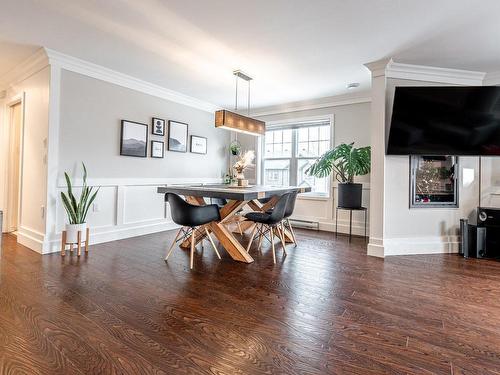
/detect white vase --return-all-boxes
[65,223,88,243]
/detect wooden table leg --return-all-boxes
[209,222,254,263]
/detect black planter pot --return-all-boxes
[338,183,363,208]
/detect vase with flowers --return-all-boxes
[232,150,255,187]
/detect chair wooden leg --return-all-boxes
[237,220,243,235]
[287,218,298,246]
[190,229,195,269]
[204,227,221,259]
[257,224,264,251]
[61,231,67,257]
[270,226,276,264]
[85,227,90,252]
[246,223,258,253]
[278,223,287,255]
[165,228,183,261]
[77,230,82,257]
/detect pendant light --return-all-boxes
[215,70,265,136]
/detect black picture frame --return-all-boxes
[190,135,207,154]
[152,117,165,136]
[168,120,188,153]
[151,140,164,158]
[120,120,148,157]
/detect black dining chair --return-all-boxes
[164,193,221,269]
[244,193,291,264]
[267,190,299,246]
[282,191,299,246]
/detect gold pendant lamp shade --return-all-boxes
[215,109,265,136]
[215,70,265,136]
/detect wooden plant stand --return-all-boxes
[61,228,90,257]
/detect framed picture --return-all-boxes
[152,117,165,136]
[190,135,207,154]
[151,140,164,158]
[120,120,148,157]
[168,120,188,152]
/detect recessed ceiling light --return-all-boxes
[347,82,360,89]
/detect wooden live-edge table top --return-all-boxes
[157,184,311,201]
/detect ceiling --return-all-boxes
[1,0,499,108]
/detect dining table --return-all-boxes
[157,184,311,263]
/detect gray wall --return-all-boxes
[58,70,229,178]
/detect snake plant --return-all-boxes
[61,163,99,224]
[306,143,371,183]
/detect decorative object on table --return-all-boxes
[151,140,164,158]
[229,139,242,156]
[306,142,371,208]
[60,163,99,256]
[151,117,165,136]
[215,70,265,136]
[190,135,207,154]
[223,169,236,184]
[168,120,188,152]
[120,120,148,157]
[233,150,255,187]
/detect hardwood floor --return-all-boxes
[0,230,499,375]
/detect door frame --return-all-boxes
[2,95,25,233]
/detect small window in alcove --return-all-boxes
[410,155,459,208]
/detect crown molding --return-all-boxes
[364,58,486,85]
[387,61,485,85]
[483,71,500,85]
[364,58,393,78]
[44,48,219,113]
[250,92,371,117]
[0,48,49,90]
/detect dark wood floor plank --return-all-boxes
[0,229,499,374]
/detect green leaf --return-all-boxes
[61,163,99,224]
[306,143,371,182]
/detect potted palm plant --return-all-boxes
[306,143,371,208]
[61,163,99,243]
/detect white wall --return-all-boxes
[44,69,230,252]
[253,102,371,235]
[0,67,51,250]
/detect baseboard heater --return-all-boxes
[289,219,319,230]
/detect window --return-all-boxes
[261,119,332,197]
[410,155,459,208]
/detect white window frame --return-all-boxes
[259,115,334,198]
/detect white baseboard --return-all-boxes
[367,237,385,257]
[367,236,460,258]
[16,226,46,254]
[292,215,369,237]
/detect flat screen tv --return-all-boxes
[387,86,500,156]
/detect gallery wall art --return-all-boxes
[168,120,188,152]
[120,120,148,157]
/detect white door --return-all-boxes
[6,102,22,233]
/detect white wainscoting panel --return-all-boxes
[123,185,167,225]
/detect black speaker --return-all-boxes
[467,225,488,258]
[476,207,500,259]
[459,219,468,256]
